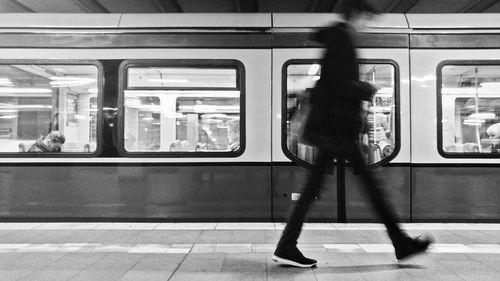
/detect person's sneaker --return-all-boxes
[272,247,317,268]
[395,234,434,261]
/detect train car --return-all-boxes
[0,13,498,222]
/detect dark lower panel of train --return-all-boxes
[272,165,337,222]
[345,166,411,223]
[412,167,500,222]
[0,165,498,222]
[0,165,271,221]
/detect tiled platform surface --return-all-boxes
[0,223,499,281]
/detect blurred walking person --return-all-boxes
[272,0,433,268]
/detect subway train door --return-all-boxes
[271,14,411,222]
[272,48,338,221]
[344,48,411,223]
[272,48,410,223]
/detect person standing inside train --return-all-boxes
[272,0,433,268]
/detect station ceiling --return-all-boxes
[1,0,500,13]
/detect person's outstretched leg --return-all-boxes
[273,150,332,267]
[346,148,433,261]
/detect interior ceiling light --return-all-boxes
[463,118,486,125]
[148,78,189,83]
[308,64,320,76]
[0,78,13,87]
[480,82,500,88]
[469,113,496,119]
[0,88,52,93]
[50,76,96,87]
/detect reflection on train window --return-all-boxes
[0,64,98,153]
[128,67,236,89]
[285,63,396,165]
[440,65,500,155]
[124,65,241,153]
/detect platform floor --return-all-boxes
[0,223,499,280]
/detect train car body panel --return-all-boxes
[0,13,499,222]
[410,49,500,164]
[346,165,411,222]
[119,13,271,29]
[412,166,500,221]
[0,13,122,28]
[0,48,272,163]
[406,14,500,29]
[272,13,409,30]
[272,165,338,222]
[0,165,271,220]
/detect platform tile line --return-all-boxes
[0,243,499,254]
[1,222,500,230]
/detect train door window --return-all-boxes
[439,63,500,157]
[121,60,244,156]
[0,63,100,155]
[283,61,398,165]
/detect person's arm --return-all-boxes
[338,81,375,101]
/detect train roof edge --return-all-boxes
[0,13,499,30]
[406,14,500,29]
[272,13,408,29]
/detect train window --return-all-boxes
[0,63,100,155]
[284,61,398,165]
[121,61,243,155]
[439,63,500,157]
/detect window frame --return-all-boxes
[281,59,401,167]
[437,60,500,158]
[118,59,246,158]
[0,59,103,158]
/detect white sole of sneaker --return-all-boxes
[272,255,317,268]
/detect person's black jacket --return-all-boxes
[303,22,374,149]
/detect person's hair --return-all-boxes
[341,0,379,20]
[227,119,240,133]
[47,131,65,144]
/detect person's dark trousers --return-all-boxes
[276,146,406,251]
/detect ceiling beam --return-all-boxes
[10,0,35,12]
[329,0,339,12]
[152,0,166,12]
[12,65,56,80]
[308,0,319,12]
[404,0,420,13]
[460,0,499,12]
[386,0,404,12]
[171,0,183,12]
[236,0,258,12]
[74,0,110,13]
[388,0,420,13]
[306,0,339,12]
[152,0,183,13]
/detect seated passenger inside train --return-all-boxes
[170,140,190,152]
[26,131,66,153]
[227,119,240,152]
[195,129,216,151]
[484,123,500,153]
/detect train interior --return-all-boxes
[0,64,98,153]
[124,66,241,152]
[286,63,396,164]
[0,64,242,154]
[441,65,500,154]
